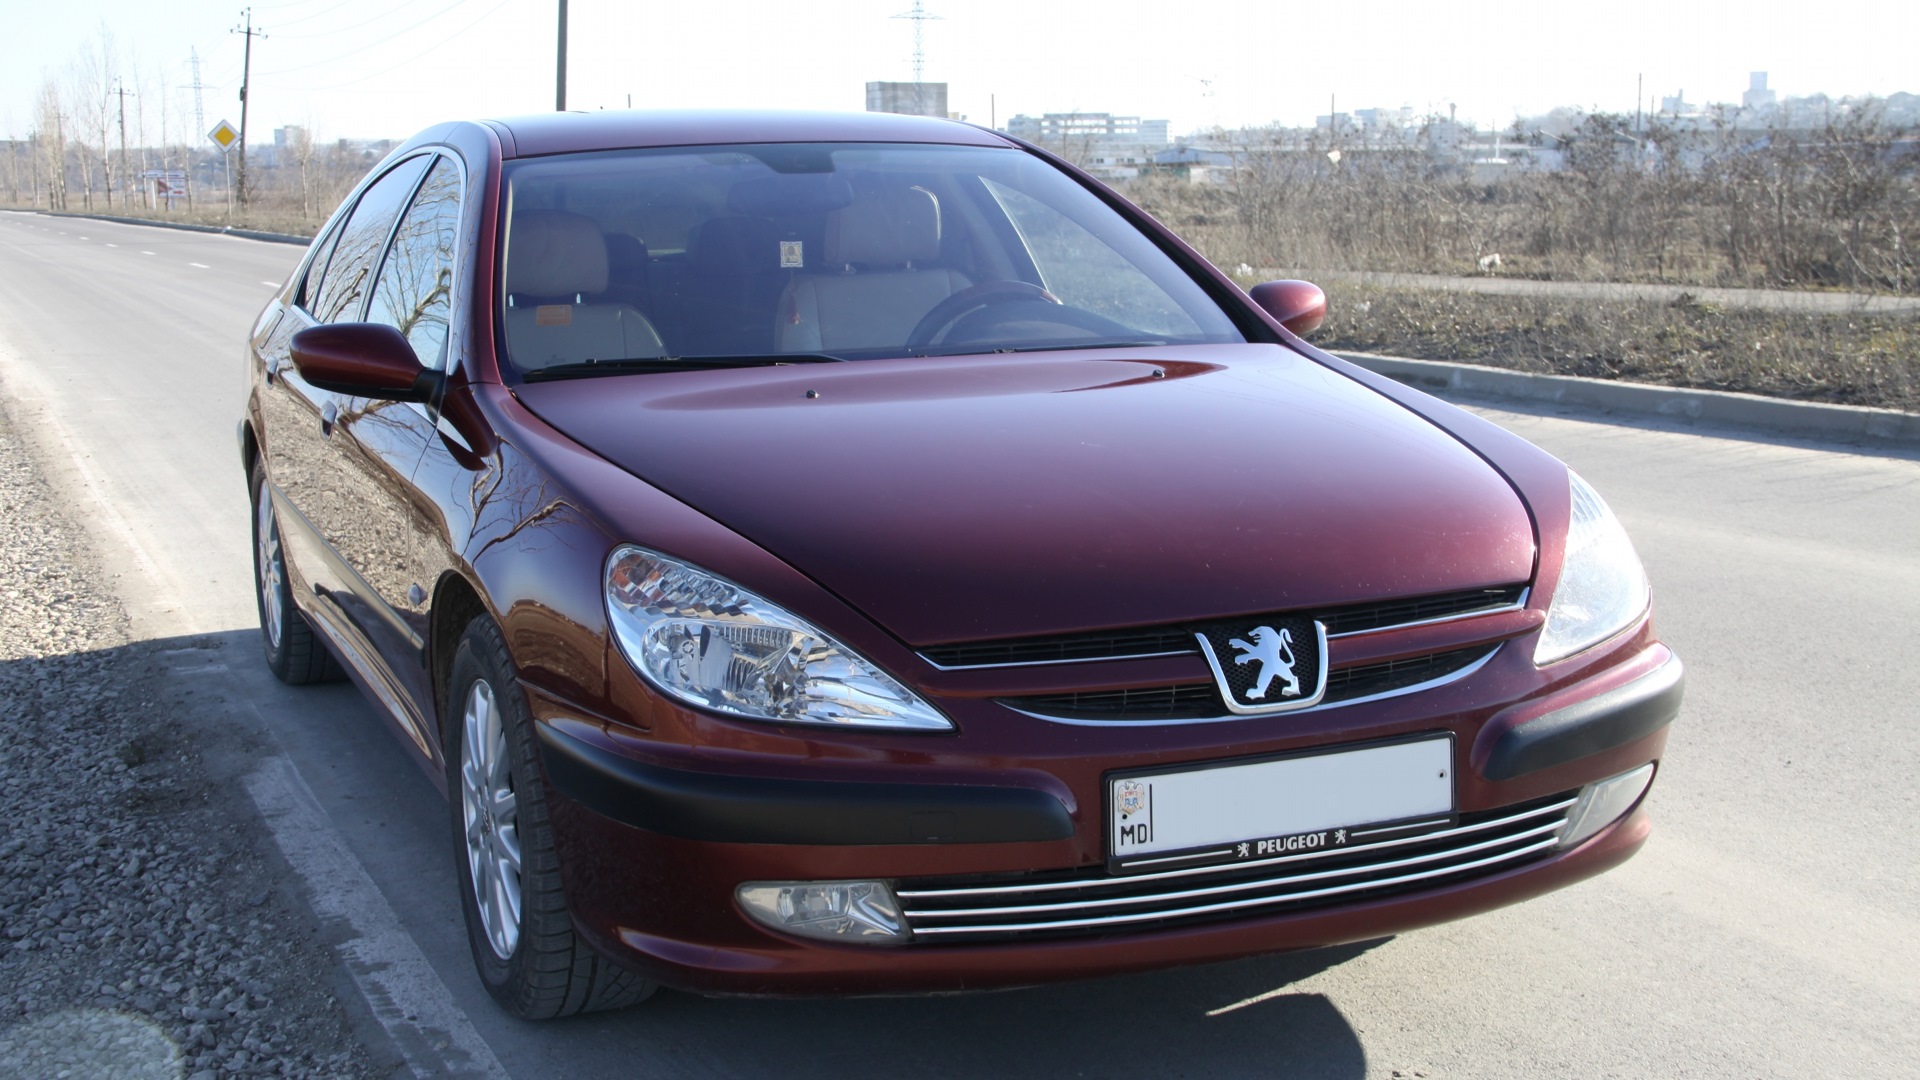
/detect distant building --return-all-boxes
[273,125,307,149]
[1659,92,1701,117]
[1004,113,1170,146]
[1002,112,1172,180]
[1353,107,1412,130]
[1743,72,1777,111]
[866,82,948,118]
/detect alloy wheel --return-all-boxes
[460,679,522,960]
[255,491,284,651]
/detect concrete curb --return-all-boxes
[1337,351,1920,444]
[33,209,310,246]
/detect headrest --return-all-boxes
[506,210,608,296]
[728,173,853,217]
[826,186,942,266]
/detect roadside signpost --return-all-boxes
[141,170,188,208]
[209,120,239,212]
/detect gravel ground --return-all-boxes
[0,412,380,1079]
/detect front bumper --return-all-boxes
[537,647,1680,995]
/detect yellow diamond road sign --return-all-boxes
[208,120,240,152]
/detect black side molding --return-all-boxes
[537,723,1075,846]
[1482,654,1684,781]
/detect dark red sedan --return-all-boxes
[241,110,1681,1018]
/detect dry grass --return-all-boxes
[1314,284,1920,412]
[3,202,324,237]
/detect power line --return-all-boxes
[272,0,514,94]
[262,0,473,76]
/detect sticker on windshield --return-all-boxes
[780,241,804,269]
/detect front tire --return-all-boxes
[249,460,341,684]
[445,615,656,1019]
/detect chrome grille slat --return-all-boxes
[896,796,1577,900]
[904,819,1568,920]
[919,585,1527,670]
[909,838,1562,937]
[897,792,1577,942]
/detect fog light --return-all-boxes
[1558,764,1656,849]
[737,881,909,945]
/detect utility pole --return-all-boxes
[556,1,568,111]
[232,8,265,210]
[113,79,134,208]
[188,49,207,209]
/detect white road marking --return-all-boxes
[261,281,281,288]
[106,243,118,248]
[188,262,210,269]
[142,251,156,255]
[242,753,510,1080]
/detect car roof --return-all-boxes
[481,109,1017,159]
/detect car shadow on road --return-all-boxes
[570,940,1381,1078]
[95,628,1381,1079]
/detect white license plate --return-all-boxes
[1108,736,1454,871]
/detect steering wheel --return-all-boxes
[906,281,1060,348]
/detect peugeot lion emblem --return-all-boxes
[1194,616,1330,715]
[1229,627,1301,699]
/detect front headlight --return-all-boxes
[1534,471,1649,665]
[604,546,952,731]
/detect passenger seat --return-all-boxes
[504,210,665,370]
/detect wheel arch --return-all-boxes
[430,572,493,749]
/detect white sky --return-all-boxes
[2,0,1914,145]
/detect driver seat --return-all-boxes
[773,186,971,352]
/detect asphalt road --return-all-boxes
[2,209,1917,1078]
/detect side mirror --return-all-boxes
[290,323,440,402]
[1248,280,1328,337]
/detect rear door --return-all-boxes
[257,153,433,714]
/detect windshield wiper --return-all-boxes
[522,353,846,381]
[994,340,1169,354]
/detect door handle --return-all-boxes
[320,400,338,437]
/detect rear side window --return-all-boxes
[296,219,344,313]
[367,157,462,368]
[307,154,433,324]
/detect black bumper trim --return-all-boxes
[537,723,1076,846]
[1483,654,1684,781]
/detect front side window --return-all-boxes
[367,157,462,369]
[497,143,1242,378]
[308,154,433,324]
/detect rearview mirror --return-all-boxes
[1247,280,1328,337]
[290,323,440,402]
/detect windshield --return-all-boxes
[498,142,1243,378]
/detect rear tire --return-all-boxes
[250,460,341,684]
[446,614,657,1019]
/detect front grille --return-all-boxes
[896,791,1574,943]
[919,586,1525,669]
[1002,645,1495,721]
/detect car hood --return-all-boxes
[513,344,1536,646]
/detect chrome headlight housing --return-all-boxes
[604,546,951,731]
[1534,471,1649,665]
